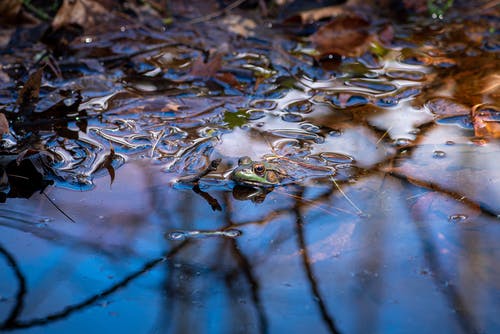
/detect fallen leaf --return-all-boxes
[0,113,9,135]
[16,67,43,117]
[164,102,182,112]
[472,104,500,138]
[189,43,228,79]
[426,97,470,117]
[0,0,22,23]
[402,0,427,13]
[310,15,373,58]
[97,145,116,186]
[221,15,256,37]
[52,0,108,30]
[287,5,347,23]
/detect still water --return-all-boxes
[0,3,499,334]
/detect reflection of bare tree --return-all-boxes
[412,222,481,334]
[0,241,188,331]
[0,244,27,328]
[224,193,269,334]
[293,189,341,334]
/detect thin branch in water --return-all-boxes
[375,126,393,145]
[330,177,364,215]
[41,191,75,223]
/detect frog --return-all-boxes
[230,156,290,187]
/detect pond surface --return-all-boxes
[0,2,499,333]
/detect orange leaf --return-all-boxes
[310,15,372,58]
[472,104,500,138]
[189,44,228,79]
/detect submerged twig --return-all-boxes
[41,191,76,223]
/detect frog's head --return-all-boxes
[230,156,286,187]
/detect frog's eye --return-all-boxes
[253,163,265,176]
[238,156,252,166]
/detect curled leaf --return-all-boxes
[16,67,43,117]
[0,113,9,135]
[472,104,500,138]
[52,0,108,30]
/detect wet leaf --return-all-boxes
[472,104,500,138]
[0,0,22,23]
[52,0,108,30]
[285,5,347,23]
[310,15,373,58]
[224,109,249,129]
[0,113,9,135]
[5,158,52,200]
[426,97,470,117]
[16,67,43,117]
[189,45,228,79]
[221,15,256,37]
[99,146,116,186]
[402,0,427,13]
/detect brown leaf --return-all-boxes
[472,104,500,138]
[0,0,22,23]
[189,44,228,79]
[164,102,182,112]
[52,0,108,30]
[402,0,427,13]
[287,5,347,23]
[99,145,116,186]
[310,15,372,58]
[0,113,9,135]
[426,97,470,117]
[16,67,43,116]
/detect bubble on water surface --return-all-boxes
[270,129,325,144]
[248,110,266,120]
[300,123,321,133]
[393,138,412,146]
[281,113,303,123]
[167,231,186,240]
[320,152,354,164]
[223,229,242,238]
[328,129,343,137]
[448,214,468,223]
[249,100,276,109]
[284,100,312,114]
[432,150,446,158]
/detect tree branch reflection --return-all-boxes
[293,189,341,334]
[0,241,188,331]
